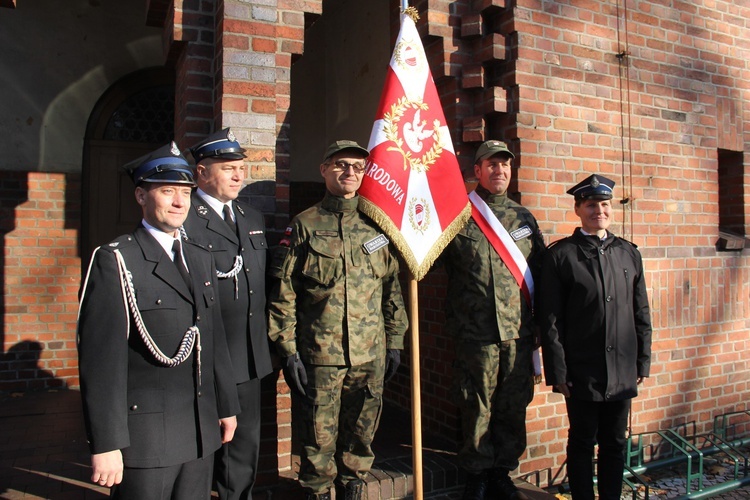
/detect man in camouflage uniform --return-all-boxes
[267,140,409,500]
[442,140,544,500]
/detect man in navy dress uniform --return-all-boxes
[77,142,240,499]
[182,129,273,500]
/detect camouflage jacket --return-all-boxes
[267,193,408,366]
[442,186,544,343]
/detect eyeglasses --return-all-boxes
[328,160,366,174]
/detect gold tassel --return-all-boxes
[403,6,420,23]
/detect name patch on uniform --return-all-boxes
[363,234,389,255]
[510,225,532,241]
[314,230,338,237]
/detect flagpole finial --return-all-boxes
[403,6,419,23]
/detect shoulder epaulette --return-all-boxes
[614,236,638,249]
[99,234,136,252]
[546,238,565,250]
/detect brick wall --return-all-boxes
[406,0,750,481]
[4,0,747,489]
[1,173,81,393]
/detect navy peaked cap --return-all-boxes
[124,141,195,186]
[567,174,615,200]
[190,128,247,161]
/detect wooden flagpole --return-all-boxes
[408,276,423,500]
[401,0,423,492]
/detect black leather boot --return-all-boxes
[344,479,366,500]
[305,491,331,500]
[463,471,489,500]
[488,469,528,500]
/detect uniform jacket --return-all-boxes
[267,193,409,366]
[538,228,652,402]
[442,186,544,343]
[77,227,240,468]
[183,193,273,382]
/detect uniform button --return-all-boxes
[249,290,254,295]
[599,248,604,254]
[606,345,613,352]
[241,247,245,252]
[196,315,201,322]
[197,391,202,397]
[606,296,612,302]
[156,299,162,305]
[245,268,250,272]
[605,393,611,399]
[210,296,215,301]
[130,405,138,411]
[249,312,253,318]
[208,244,213,249]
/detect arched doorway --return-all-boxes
[81,67,175,263]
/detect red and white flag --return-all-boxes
[359,12,470,281]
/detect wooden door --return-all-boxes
[81,67,175,264]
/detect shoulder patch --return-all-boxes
[510,225,532,241]
[363,234,389,255]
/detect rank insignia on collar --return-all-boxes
[197,205,209,216]
[109,242,119,247]
[236,205,245,216]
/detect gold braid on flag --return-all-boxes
[384,97,443,173]
[403,6,419,23]
[359,198,471,281]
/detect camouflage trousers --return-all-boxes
[295,360,384,494]
[452,336,535,474]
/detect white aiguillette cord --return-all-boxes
[110,247,202,385]
[180,226,243,299]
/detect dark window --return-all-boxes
[103,86,174,143]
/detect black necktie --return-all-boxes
[223,204,237,235]
[172,239,193,293]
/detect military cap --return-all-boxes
[323,140,369,161]
[189,128,247,162]
[474,140,515,164]
[124,141,195,186]
[567,174,615,200]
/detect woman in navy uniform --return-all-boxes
[77,142,240,499]
[538,174,652,500]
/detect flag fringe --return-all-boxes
[359,198,472,281]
